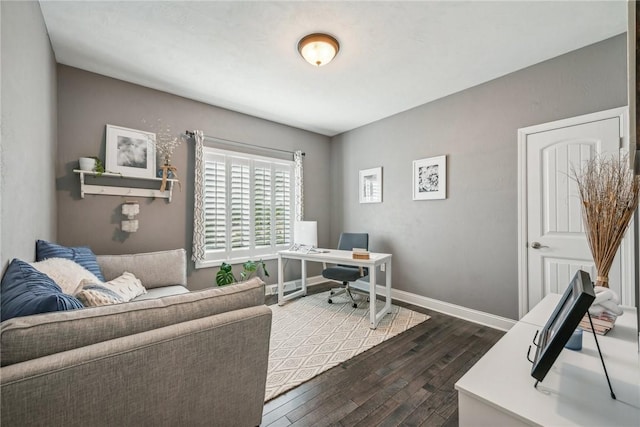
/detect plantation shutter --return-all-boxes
[230,157,250,250]
[197,145,295,265]
[254,162,272,248]
[203,152,226,252]
[274,166,292,245]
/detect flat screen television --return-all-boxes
[530,270,596,382]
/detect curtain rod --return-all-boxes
[184,130,305,157]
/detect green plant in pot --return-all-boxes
[91,156,105,176]
[215,260,269,286]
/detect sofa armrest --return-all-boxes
[1,278,265,366]
[1,305,272,427]
[96,249,186,288]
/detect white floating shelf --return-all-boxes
[74,169,178,202]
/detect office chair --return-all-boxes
[322,232,369,308]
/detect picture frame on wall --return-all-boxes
[359,167,383,203]
[413,155,447,200]
[105,124,156,178]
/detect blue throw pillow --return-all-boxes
[1,259,84,322]
[36,240,105,281]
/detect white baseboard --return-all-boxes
[268,277,516,331]
[386,286,516,331]
[351,279,516,331]
[264,275,326,295]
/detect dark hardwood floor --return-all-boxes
[262,284,505,427]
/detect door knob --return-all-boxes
[530,242,548,249]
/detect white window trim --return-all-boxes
[195,146,294,268]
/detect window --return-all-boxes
[199,147,294,265]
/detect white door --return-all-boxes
[519,108,635,316]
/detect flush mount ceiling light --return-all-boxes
[298,33,340,67]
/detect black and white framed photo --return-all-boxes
[359,167,382,203]
[105,124,156,178]
[412,155,446,200]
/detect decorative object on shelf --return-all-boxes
[573,154,640,288]
[579,286,624,335]
[359,167,382,203]
[413,155,447,200]
[105,124,156,179]
[528,270,595,383]
[78,157,96,172]
[141,119,183,192]
[564,328,583,351]
[91,156,105,176]
[158,164,179,192]
[121,200,139,233]
[298,33,340,67]
[215,260,269,286]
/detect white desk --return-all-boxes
[455,294,640,426]
[277,249,392,329]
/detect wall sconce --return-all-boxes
[298,33,340,67]
[121,201,139,233]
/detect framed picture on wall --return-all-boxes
[105,124,156,178]
[359,167,383,203]
[413,155,446,200]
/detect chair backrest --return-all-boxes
[337,233,369,251]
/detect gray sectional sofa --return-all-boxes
[0,249,272,426]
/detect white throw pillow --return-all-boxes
[78,271,146,302]
[30,258,101,295]
[75,283,125,307]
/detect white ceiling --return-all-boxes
[39,1,628,136]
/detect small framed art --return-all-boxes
[413,155,446,200]
[105,124,156,178]
[359,167,382,203]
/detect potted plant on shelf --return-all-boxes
[215,260,270,286]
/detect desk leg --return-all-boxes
[278,256,308,303]
[370,261,393,329]
[384,260,392,314]
[301,259,307,296]
[278,253,285,306]
[369,267,377,329]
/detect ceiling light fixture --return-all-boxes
[298,33,340,67]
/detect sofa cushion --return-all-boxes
[36,240,105,281]
[96,249,186,289]
[0,259,84,322]
[30,258,102,295]
[132,285,189,301]
[0,277,265,366]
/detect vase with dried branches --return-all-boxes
[573,154,640,288]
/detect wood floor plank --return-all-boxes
[261,284,505,427]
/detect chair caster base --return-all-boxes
[328,299,333,304]
[352,303,358,308]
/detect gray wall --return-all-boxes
[1,1,57,270]
[56,66,332,289]
[330,34,628,320]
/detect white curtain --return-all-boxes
[191,130,205,262]
[294,150,304,221]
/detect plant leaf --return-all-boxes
[216,269,235,286]
[261,260,270,277]
[243,261,257,272]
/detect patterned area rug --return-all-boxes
[265,291,430,401]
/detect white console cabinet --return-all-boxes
[456,294,640,426]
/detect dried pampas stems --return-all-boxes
[573,154,640,288]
